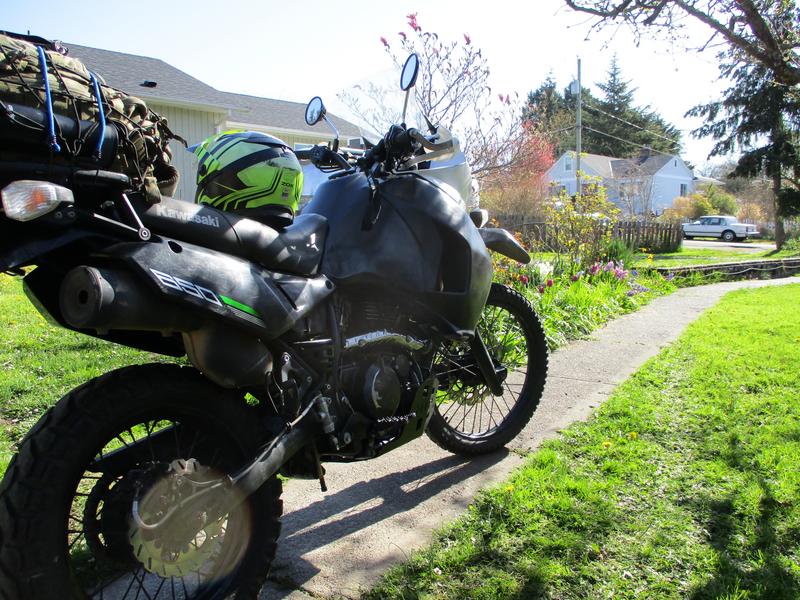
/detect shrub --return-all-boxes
[543,174,620,271]
[600,238,636,265]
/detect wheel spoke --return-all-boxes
[432,286,540,441]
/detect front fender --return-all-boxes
[479,228,531,264]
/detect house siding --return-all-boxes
[149,103,224,202]
[649,158,694,213]
[545,153,602,197]
[546,152,694,216]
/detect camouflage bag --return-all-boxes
[0,31,183,201]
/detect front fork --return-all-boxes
[470,330,505,396]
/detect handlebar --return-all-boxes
[299,124,454,176]
[295,145,351,171]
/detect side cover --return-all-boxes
[104,238,334,339]
[304,172,492,334]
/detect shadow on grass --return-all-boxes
[688,433,799,599]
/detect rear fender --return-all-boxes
[479,228,531,264]
[0,224,109,272]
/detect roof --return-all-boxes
[610,154,672,178]
[224,92,361,138]
[64,42,360,136]
[579,153,615,179]
[559,151,683,180]
[65,43,232,110]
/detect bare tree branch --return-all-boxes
[563,0,800,86]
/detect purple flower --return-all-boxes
[614,267,628,280]
[589,263,601,276]
[537,285,545,294]
[631,269,639,277]
[546,278,554,288]
[627,282,650,295]
[604,261,615,272]
[520,274,529,285]
[664,272,675,281]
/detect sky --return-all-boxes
[3,0,732,168]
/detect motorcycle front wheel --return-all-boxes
[427,283,548,455]
[0,364,282,600]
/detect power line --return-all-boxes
[582,103,682,148]
[583,125,680,157]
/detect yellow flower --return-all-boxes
[627,432,638,440]
[506,485,514,493]
[602,440,612,449]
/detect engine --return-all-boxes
[336,296,429,422]
[339,348,422,421]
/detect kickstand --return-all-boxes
[312,445,327,492]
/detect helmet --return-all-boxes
[192,130,303,221]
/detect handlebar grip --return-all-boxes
[294,149,311,160]
[358,138,386,170]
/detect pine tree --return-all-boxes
[523,57,682,158]
[688,52,800,248]
[585,56,681,157]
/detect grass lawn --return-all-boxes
[367,283,800,599]
[0,275,170,471]
[636,245,800,269]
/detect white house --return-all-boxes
[546,150,695,216]
[67,44,361,202]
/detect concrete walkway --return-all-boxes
[259,278,799,599]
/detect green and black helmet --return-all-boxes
[192,130,303,223]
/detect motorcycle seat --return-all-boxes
[137,196,327,276]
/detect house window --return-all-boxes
[565,155,572,172]
[680,183,688,196]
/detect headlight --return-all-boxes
[1,180,74,222]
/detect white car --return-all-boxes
[682,215,760,242]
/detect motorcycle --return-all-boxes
[0,53,547,599]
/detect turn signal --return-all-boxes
[1,180,74,222]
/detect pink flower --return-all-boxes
[464,33,471,45]
[571,273,580,282]
[604,261,615,272]
[537,285,545,294]
[380,36,389,48]
[520,274,529,285]
[546,278,554,287]
[589,263,601,276]
[407,13,420,32]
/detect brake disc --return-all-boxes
[128,459,227,578]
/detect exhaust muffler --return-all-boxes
[59,265,201,334]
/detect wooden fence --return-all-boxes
[497,218,683,253]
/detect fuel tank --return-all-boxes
[303,172,491,334]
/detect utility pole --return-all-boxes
[575,57,582,198]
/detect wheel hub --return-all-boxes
[128,458,227,578]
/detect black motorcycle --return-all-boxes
[0,54,547,599]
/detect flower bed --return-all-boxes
[493,255,677,349]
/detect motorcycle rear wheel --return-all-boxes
[0,363,282,600]
[427,283,548,455]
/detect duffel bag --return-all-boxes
[0,30,183,201]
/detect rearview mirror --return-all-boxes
[400,54,419,91]
[305,96,326,126]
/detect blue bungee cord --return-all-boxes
[89,72,106,160]
[35,45,61,153]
